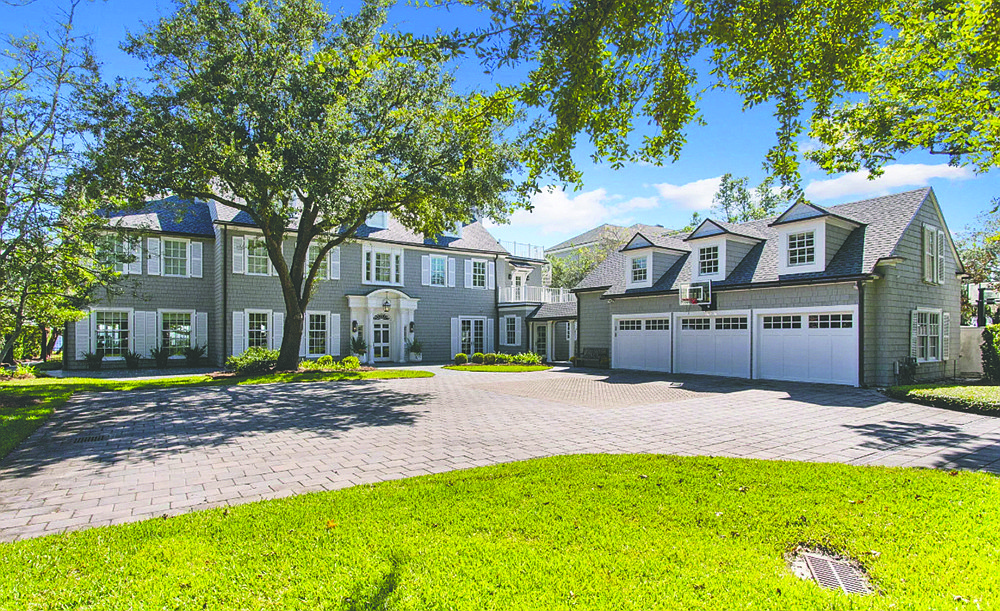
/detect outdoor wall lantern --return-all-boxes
[382,298,392,313]
[409,321,415,333]
[351,320,358,333]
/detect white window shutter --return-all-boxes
[127,240,142,275]
[190,241,203,278]
[910,310,919,358]
[133,312,147,357]
[146,311,159,356]
[514,316,522,346]
[272,312,284,350]
[499,316,508,346]
[488,261,496,290]
[330,313,341,356]
[923,226,934,282]
[486,318,495,353]
[299,319,308,357]
[451,317,460,357]
[232,236,245,274]
[329,247,340,280]
[195,311,208,351]
[942,312,951,360]
[268,254,276,276]
[464,260,473,288]
[75,312,91,357]
[447,258,456,287]
[232,311,246,356]
[147,238,162,276]
[421,255,431,286]
[937,230,946,284]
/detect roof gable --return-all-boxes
[686,219,727,240]
[622,233,654,251]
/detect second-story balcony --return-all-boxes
[500,285,576,304]
[499,240,546,260]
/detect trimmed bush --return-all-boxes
[982,325,1000,382]
[494,353,511,364]
[484,353,498,365]
[454,353,468,365]
[225,346,279,374]
[339,356,361,371]
[317,355,335,367]
[511,352,542,365]
[471,352,485,364]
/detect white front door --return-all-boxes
[756,310,858,385]
[612,317,671,372]
[674,313,751,378]
[373,322,391,362]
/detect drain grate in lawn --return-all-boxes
[790,550,874,595]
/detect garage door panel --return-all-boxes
[757,311,857,385]
[613,318,671,372]
[675,315,750,378]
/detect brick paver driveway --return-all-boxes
[3,367,1000,541]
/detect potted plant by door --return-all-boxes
[351,334,368,361]
[406,338,423,362]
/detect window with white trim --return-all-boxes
[430,255,447,286]
[364,246,404,286]
[307,313,328,356]
[631,256,648,283]
[715,316,748,330]
[808,314,852,329]
[699,246,719,275]
[762,315,802,329]
[916,310,941,361]
[460,318,485,354]
[618,319,642,331]
[309,243,327,280]
[472,260,487,288]
[161,312,192,356]
[97,235,129,273]
[506,316,517,346]
[247,312,269,348]
[787,231,815,266]
[681,318,710,330]
[923,224,949,285]
[94,311,130,357]
[246,237,269,275]
[162,238,188,277]
[645,319,669,330]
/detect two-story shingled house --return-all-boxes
[574,188,963,387]
[65,197,564,369]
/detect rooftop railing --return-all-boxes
[499,240,545,260]
[499,285,576,304]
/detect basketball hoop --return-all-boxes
[686,297,699,305]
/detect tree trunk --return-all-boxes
[40,326,48,361]
[276,304,305,371]
[47,329,60,357]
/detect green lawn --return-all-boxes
[0,454,997,609]
[444,364,552,372]
[0,369,432,459]
[887,383,1000,414]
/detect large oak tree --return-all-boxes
[92,0,524,370]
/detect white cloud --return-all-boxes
[805,163,972,201]
[651,176,723,211]
[507,186,661,235]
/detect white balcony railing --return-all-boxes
[499,240,545,260]
[499,285,576,304]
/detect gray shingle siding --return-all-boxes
[725,240,754,277]
[825,224,852,267]
[578,290,611,353]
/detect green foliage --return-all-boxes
[470,352,485,364]
[445,363,551,372]
[339,356,361,371]
[982,325,1000,383]
[351,335,368,356]
[123,351,142,370]
[887,383,1000,414]
[82,352,103,371]
[453,353,468,365]
[92,0,524,370]
[2,454,999,608]
[510,352,542,365]
[225,347,279,374]
[316,355,335,367]
[547,226,629,289]
[494,353,511,364]
[183,345,207,367]
[711,174,789,223]
[405,338,423,354]
[150,345,170,369]
[8,364,37,379]
[483,353,497,365]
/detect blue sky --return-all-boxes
[5,0,996,249]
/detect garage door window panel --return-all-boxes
[645,319,669,331]
[681,318,711,330]
[715,316,748,330]
[619,320,642,331]
[763,315,802,329]
[808,314,852,329]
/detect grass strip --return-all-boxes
[886,383,1000,415]
[444,364,552,372]
[0,454,997,609]
[0,369,432,459]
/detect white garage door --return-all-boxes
[674,314,751,378]
[756,311,858,385]
[613,317,671,372]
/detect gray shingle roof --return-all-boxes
[529,301,577,320]
[546,224,625,252]
[108,196,215,237]
[576,188,933,296]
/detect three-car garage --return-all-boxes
[611,306,859,386]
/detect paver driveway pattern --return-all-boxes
[3,367,1000,542]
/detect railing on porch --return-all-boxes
[499,240,546,260]
[499,285,576,304]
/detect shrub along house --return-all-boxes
[573,188,964,387]
[64,197,555,369]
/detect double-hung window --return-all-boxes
[699,246,719,275]
[98,235,129,273]
[246,238,269,275]
[915,310,941,362]
[787,231,815,266]
[923,225,947,284]
[94,311,130,357]
[631,256,647,283]
[307,313,328,356]
[472,260,487,288]
[162,239,188,277]
[505,317,517,346]
[247,312,269,348]
[375,252,392,283]
[309,243,327,280]
[161,312,192,356]
[364,246,404,286]
[430,255,447,286]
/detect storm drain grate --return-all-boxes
[71,435,108,444]
[799,552,873,595]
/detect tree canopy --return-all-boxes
[91,0,524,369]
[710,174,789,224]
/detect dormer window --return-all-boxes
[631,256,647,283]
[699,246,719,275]
[787,231,815,266]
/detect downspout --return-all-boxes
[857,279,865,387]
[494,253,501,352]
[223,224,229,367]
